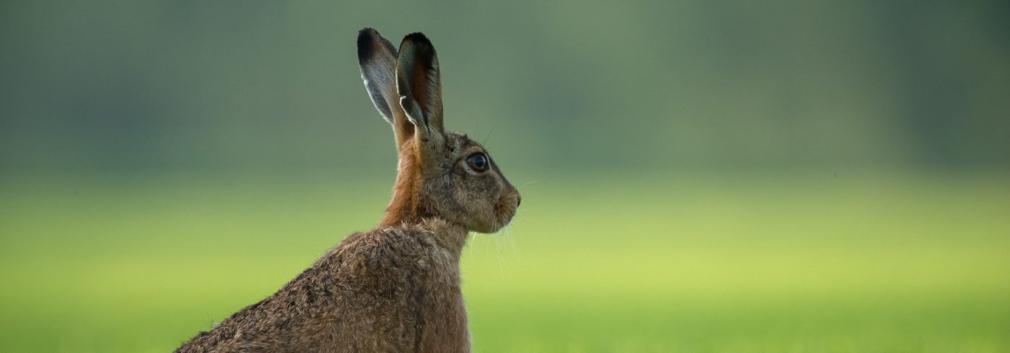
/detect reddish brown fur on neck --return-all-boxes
[380,139,429,227]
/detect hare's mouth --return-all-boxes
[494,195,520,228]
[499,209,516,227]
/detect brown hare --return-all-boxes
[175,28,521,353]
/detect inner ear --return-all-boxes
[357,28,414,148]
[396,33,444,135]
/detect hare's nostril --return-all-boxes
[516,195,522,207]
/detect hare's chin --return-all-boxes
[498,207,517,228]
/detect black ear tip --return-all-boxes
[402,32,434,49]
[403,32,430,42]
[357,28,380,62]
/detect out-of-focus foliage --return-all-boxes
[2,0,1008,175]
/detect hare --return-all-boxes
[175,28,521,353]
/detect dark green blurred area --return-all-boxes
[2,0,1008,176]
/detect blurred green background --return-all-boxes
[1,1,1009,352]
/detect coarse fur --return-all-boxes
[175,28,520,353]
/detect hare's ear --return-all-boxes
[357,28,414,147]
[396,33,445,147]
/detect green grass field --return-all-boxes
[1,173,1008,353]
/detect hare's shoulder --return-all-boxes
[324,226,452,273]
[317,224,462,289]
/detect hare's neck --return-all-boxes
[379,143,469,254]
[382,215,470,257]
[418,218,470,256]
[380,145,432,227]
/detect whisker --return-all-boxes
[482,126,497,146]
[517,180,541,189]
[494,228,507,276]
[503,223,521,262]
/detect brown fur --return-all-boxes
[175,29,520,353]
[381,141,425,227]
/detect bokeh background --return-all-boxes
[2,1,1009,352]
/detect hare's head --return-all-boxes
[357,28,520,233]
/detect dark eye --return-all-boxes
[465,153,490,173]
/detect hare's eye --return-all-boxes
[465,153,490,173]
